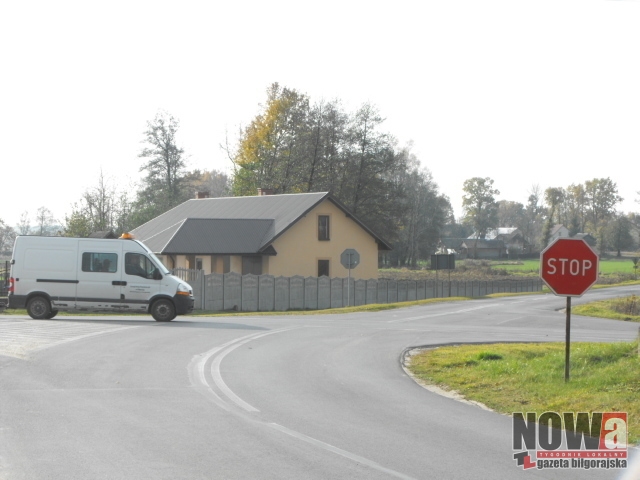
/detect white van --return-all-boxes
[7,234,194,321]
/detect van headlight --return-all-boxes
[176,283,192,296]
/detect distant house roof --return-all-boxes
[131,192,392,255]
[462,239,505,249]
[572,233,597,246]
[480,228,518,240]
[441,238,466,249]
[550,224,568,236]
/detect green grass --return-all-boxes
[574,297,640,322]
[407,292,640,444]
[495,257,640,276]
[408,341,640,444]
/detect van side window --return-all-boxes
[82,253,118,273]
[125,253,156,279]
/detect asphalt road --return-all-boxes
[1,287,639,480]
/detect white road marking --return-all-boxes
[388,303,502,324]
[0,318,139,357]
[189,327,299,412]
[189,326,417,479]
[269,423,417,480]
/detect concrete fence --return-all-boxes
[172,269,543,312]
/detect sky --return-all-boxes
[2,0,639,229]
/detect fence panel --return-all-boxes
[377,279,388,304]
[205,273,224,311]
[366,280,378,305]
[354,279,366,306]
[330,278,343,308]
[387,281,398,303]
[290,276,304,310]
[305,277,318,310]
[223,272,242,311]
[318,276,331,310]
[259,275,275,311]
[241,274,259,311]
[274,276,290,311]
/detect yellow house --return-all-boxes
[131,191,391,280]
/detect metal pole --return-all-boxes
[347,253,351,307]
[565,296,571,382]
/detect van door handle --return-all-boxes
[112,281,127,286]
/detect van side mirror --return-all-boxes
[153,270,163,280]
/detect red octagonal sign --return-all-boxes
[540,238,599,297]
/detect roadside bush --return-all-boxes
[611,295,640,316]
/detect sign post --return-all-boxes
[540,238,599,382]
[341,249,360,307]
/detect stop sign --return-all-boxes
[540,238,599,297]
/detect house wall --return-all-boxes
[267,199,380,279]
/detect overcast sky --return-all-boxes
[2,0,639,229]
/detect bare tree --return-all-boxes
[35,207,57,236]
[16,211,31,235]
[0,219,16,252]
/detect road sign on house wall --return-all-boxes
[340,249,360,269]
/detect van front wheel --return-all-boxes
[151,299,176,322]
[27,296,52,320]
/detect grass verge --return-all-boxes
[407,341,640,444]
[573,297,640,323]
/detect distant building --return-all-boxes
[549,224,570,245]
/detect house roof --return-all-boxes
[550,224,568,235]
[462,239,505,249]
[131,192,392,255]
[572,232,597,245]
[441,238,466,249]
[467,227,519,240]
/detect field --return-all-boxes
[381,256,640,284]
[495,257,639,275]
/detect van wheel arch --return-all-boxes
[150,297,176,322]
[26,295,53,320]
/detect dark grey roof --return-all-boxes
[131,192,391,255]
[152,218,275,255]
[441,238,466,248]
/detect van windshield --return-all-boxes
[148,252,170,275]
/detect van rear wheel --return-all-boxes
[27,296,52,320]
[151,299,176,322]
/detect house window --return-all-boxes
[318,215,330,241]
[242,256,262,275]
[318,259,330,277]
[195,257,203,270]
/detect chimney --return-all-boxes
[257,188,274,196]
[195,191,210,199]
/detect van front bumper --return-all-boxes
[174,294,194,315]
